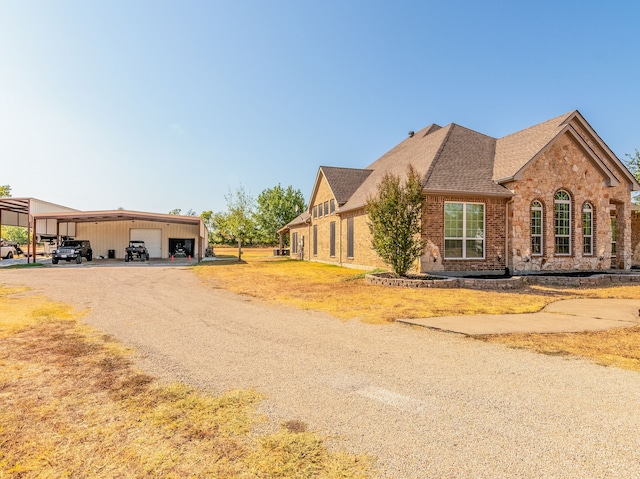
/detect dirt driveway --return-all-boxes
[3,266,640,478]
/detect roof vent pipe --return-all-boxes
[408,131,415,137]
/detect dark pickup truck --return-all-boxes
[52,240,93,264]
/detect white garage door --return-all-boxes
[130,228,162,258]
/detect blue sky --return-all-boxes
[1,1,639,214]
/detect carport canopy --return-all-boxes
[0,198,209,262]
[0,197,79,262]
[31,209,209,260]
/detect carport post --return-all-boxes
[27,204,31,264]
[32,217,37,264]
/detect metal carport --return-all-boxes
[31,210,209,261]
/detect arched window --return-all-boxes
[554,190,571,255]
[531,200,543,256]
[582,203,593,256]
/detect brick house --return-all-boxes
[280,111,640,274]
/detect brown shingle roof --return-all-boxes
[320,167,373,205]
[339,122,512,212]
[278,212,311,232]
[493,111,574,181]
[339,124,450,211]
[324,110,637,215]
[424,124,508,196]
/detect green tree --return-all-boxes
[254,184,306,245]
[366,164,425,276]
[209,211,234,245]
[625,149,640,204]
[0,185,11,197]
[219,186,257,256]
[168,208,182,215]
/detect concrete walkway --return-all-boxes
[398,298,640,335]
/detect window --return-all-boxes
[330,199,335,214]
[611,214,617,258]
[324,201,329,216]
[330,221,336,257]
[554,190,571,255]
[292,232,298,254]
[317,204,322,218]
[313,206,317,219]
[444,202,485,259]
[583,203,593,256]
[531,201,543,255]
[313,225,317,256]
[347,217,354,258]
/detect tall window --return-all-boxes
[582,203,593,256]
[313,206,317,219]
[324,201,329,216]
[292,232,298,254]
[554,190,571,255]
[444,202,485,259]
[611,214,617,258]
[329,221,336,257]
[313,225,318,256]
[330,199,335,214]
[531,200,543,256]
[347,217,354,258]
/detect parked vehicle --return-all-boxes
[125,240,150,262]
[51,240,93,264]
[1,239,17,259]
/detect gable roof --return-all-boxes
[339,122,513,212]
[317,111,639,215]
[493,112,573,182]
[319,167,373,206]
[278,212,310,233]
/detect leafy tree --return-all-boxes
[168,208,182,215]
[254,184,306,245]
[218,186,257,254]
[209,211,234,245]
[625,149,640,204]
[0,185,11,197]
[366,164,425,276]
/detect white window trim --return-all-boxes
[444,201,486,260]
[554,191,572,256]
[531,201,543,256]
[582,203,593,256]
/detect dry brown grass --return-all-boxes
[481,326,640,372]
[0,285,376,478]
[196,248,640,371]
[197,248,640,324]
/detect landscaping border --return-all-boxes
[365,272,640,290]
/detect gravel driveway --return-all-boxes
[3,265,640,478]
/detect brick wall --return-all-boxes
[421,195,507,273]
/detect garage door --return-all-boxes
[130,228,162,258]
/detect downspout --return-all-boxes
[505,198,514,274]
[338,212,342,266]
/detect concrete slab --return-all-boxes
[398,299,640,335]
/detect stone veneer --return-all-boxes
[507,132,633,273]
[366,271,640,290]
